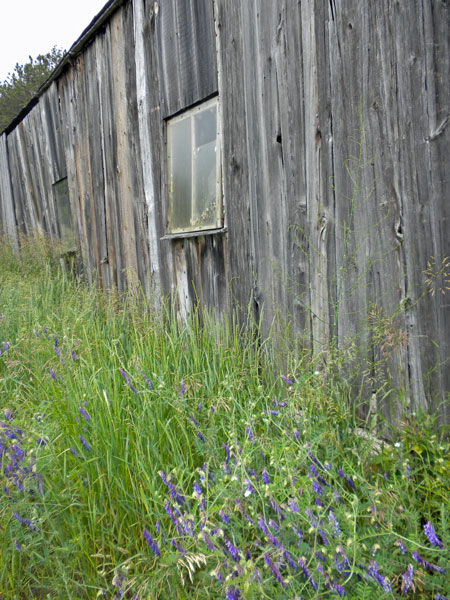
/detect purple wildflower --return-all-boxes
[4,409,13,420]
[436,595,450,600]
[288,498,299,513]
[333,489,342,504]
[423,521,444,549]
[219,509,230,524]
[401,564,414,594]
[308,451,324,470]
[71,350,77,361]
[14,541,21,551]
[197,402,202,411]
[262,469,270,484]
[334,583,347,597]
[281,375,293,385]
[243,478,254,497]
[411,551,446,573]
[36,437,47,447]
[79,407,90,421]
[49,369,56,380]
[283,550,297,569]
[69,447,79,456]
[298,557,318,590]
[222,443,230,464]
[33,329,40,338]
[225,586,240,600]
[196,432,205,442]
[119,369,138,394]
[144,375,153,389]
[245,425,253,441]
[328,510,341,538]
[171,538,185,554]
[143,528,160,557]
[338,468,356,490]
[78,434,90,451]
[13,512,37,531]
[193,481,202,495]
[189,415,199,426]
[395,539,407,554]
[294,430,301,440]
[180,380,185,395]
[264,553,288,588]
[224,536,241,562]
[202,532,216,551]
[367,561,392,593]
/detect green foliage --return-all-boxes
[0,46,65,132]
[0,238,449,599]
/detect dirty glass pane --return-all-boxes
[191,105,218,229]
[167,98,221,234]
[54,178,75,250]
[168,117,192,231]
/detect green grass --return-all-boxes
[0,236,449,599]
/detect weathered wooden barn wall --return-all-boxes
[0,0,449,422]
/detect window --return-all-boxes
[166,98,222,234]
[53,177,75,250]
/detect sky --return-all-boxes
[0,0,109,82]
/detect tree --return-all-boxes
[0,46,65,133]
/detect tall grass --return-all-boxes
[0,236,449,599]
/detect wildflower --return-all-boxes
[13,512,37,531]
[395,539,406,554]
[401,564,414,594]
[143,528,161,557]
[243,478,254,497]
[119,369,138,394]
[333,489,342,504]
[219,509,230,524]
[198,402,202,411]
[288,497,299,513]
[69,447,79,456]
[79,407,90,421]
[180,380,186,395]
[436,595,450,600]
[196,432,205,442]
[224,536,240,562]
[245,425,253,441]
[202,532,216,551]
[78,434,90,451]
[225,586,240,600]
[334,583,347,597]
[423,521,444,549]
[14,541,21,551]
[283,550,297,569]
[264,553,288,588]
[193,481,202,495]
[308,451,324,470]
[144,374,153,389]
[171,538,185,554]
[189,415,199,426]
[222,443,230,464]
[411,551,446,573]
[36,437,47,447]
[49,369,56,380]
[4,409,13,421]
[281,375,293,385]
[33,329,40,338]
[366,561,392,593]
[298,557,318,590]
[71,350,77,361]
[338,468,356,490]
[328,510,342,538]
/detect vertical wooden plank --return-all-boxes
[0,134,18,247]
[133,0,162,303]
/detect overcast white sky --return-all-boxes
[0,0,108,82]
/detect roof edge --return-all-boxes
[2,0,125,136]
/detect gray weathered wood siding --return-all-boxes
[0,0,448,423]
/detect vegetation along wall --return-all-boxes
[0,0,449,424]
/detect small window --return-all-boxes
[53,178,75,250]
[167,98,222,234]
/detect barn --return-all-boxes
[0,0,449,423]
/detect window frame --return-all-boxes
[165,96,223,236]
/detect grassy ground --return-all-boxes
[0,236,449,599]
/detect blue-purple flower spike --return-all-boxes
[143,528,161,557]
[423,521,444,549]
[79,407,90,421]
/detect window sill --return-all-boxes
[160,227,227,241]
